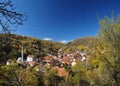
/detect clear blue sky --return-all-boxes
[12,0,120,43]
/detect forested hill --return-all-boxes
[0,34,64,62]
[60,36,96,53]
[0,34,96,63]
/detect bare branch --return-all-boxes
[0,0,27,34]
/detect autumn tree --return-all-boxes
[97,15,120,86]
[0,62,39,86]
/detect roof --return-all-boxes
[63,56,71,65]
[56,67,68,77]
[44,56,52,60]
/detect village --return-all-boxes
[6,50,89,77]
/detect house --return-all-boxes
[6,59,13,65]
[26,55,36,67]
[56,67,68,77]
[17,57,22,63]
[71,59,76,66]
[63,55,71,65]
[81,55,86,61]
[43,56,53,63]
[26,55,35,62]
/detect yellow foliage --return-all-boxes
[77,45,89,51]
[66,48,72,53]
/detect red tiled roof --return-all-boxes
[63,56,71,65]
[44,56,52,60]
[56,67,68,77]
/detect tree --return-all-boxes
[97,14,120,86]
[70,63,89,86]
[0,63,38,86]
[0,0,27,34]
[43,67,60,86]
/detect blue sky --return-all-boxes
[11,0,120,43]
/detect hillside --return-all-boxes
[0,34,96,63]
[0,34,64,63]
[60,36,96,53]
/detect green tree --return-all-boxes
[43,67,61,86]
[0,63,38,86]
